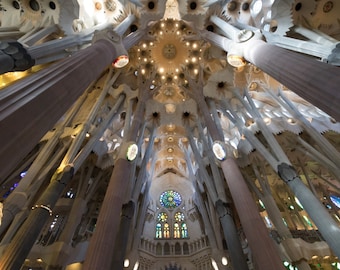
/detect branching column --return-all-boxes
[243,39,340,121]
[0,165,74,270]
[201,29,340,121]
[278,163,340,258]
[216,200,249,270]
[221,158,286,270]
[0,29,128,182]
[0,88,88,236]
[82,75,156,270]
[186,72,282,269]
[111,200,135,269]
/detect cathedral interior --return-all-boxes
[1,0,340,269]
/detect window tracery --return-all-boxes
[155,207,188,239]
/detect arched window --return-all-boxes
[175,211,188,239]
[156,212,169,239]
[164,242,170,255]
[156,223,162,238]
[183,242,189,254]
[164,223,170,238]
[156,243,162,255]
[174,222,180,238]
[175,242,181,255]
[181,223,188,238]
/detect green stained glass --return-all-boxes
[160,190,182,208]
[181,223,188,238]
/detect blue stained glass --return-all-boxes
[330,195,340,209]
[160,190,182,208]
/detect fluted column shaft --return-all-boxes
[216,200,248,270]
[243,40,340,121]
[82,158,132,270]
[83,83,148,269]
[201,30,340,121]
[278,163,340,258]
[0,165,74,270]
[111,201,135,269]
[131,183,150,252]
[193,184,218,249]
[221,158,285,270]
[0,30,127,182]
[58,197,87,244]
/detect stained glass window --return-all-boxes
[156,223,162,238]
[175,212,184,222]
[330,195,340,209]
[174,222,180,238]
[160,190,182,209]
[157,212,168,222]
[181,223,188,238]
[164,223,170,238]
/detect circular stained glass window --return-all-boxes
[175,212,185,222]
[157,212,168,222]
[160,190,182,209]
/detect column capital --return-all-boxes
[92,28,122,44]
[92,28,129,68]
[277,163,299,184]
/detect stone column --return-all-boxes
[82,158,133,270]
[111,200,135,269]
[278,163,340,258]
[200,29,340,121]
[221,158,285,270]
[0,41,34,74]
[0,29,128,182]
[216,200,249,270]
[82,75,155,270]
[243,39,340,121]
[0,165,74,270]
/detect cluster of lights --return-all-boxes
[134,19,202,88]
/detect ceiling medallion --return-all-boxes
[105,0,117,12]
[163,44,177,59]
[166,124,176,131]
[150,20,191,75]
[165,103,176,114]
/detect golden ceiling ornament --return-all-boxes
[150,21,191,76]
[162,44,177,59]
[166,124,176,131]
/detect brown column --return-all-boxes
[221,158,285,270]
[216,200,249,270]
[0,30,127,182]
[83,75,153,269]
[82,158,132,270]
[111,201,135,269]
[244,40,340,121]
[0,165,74,270]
